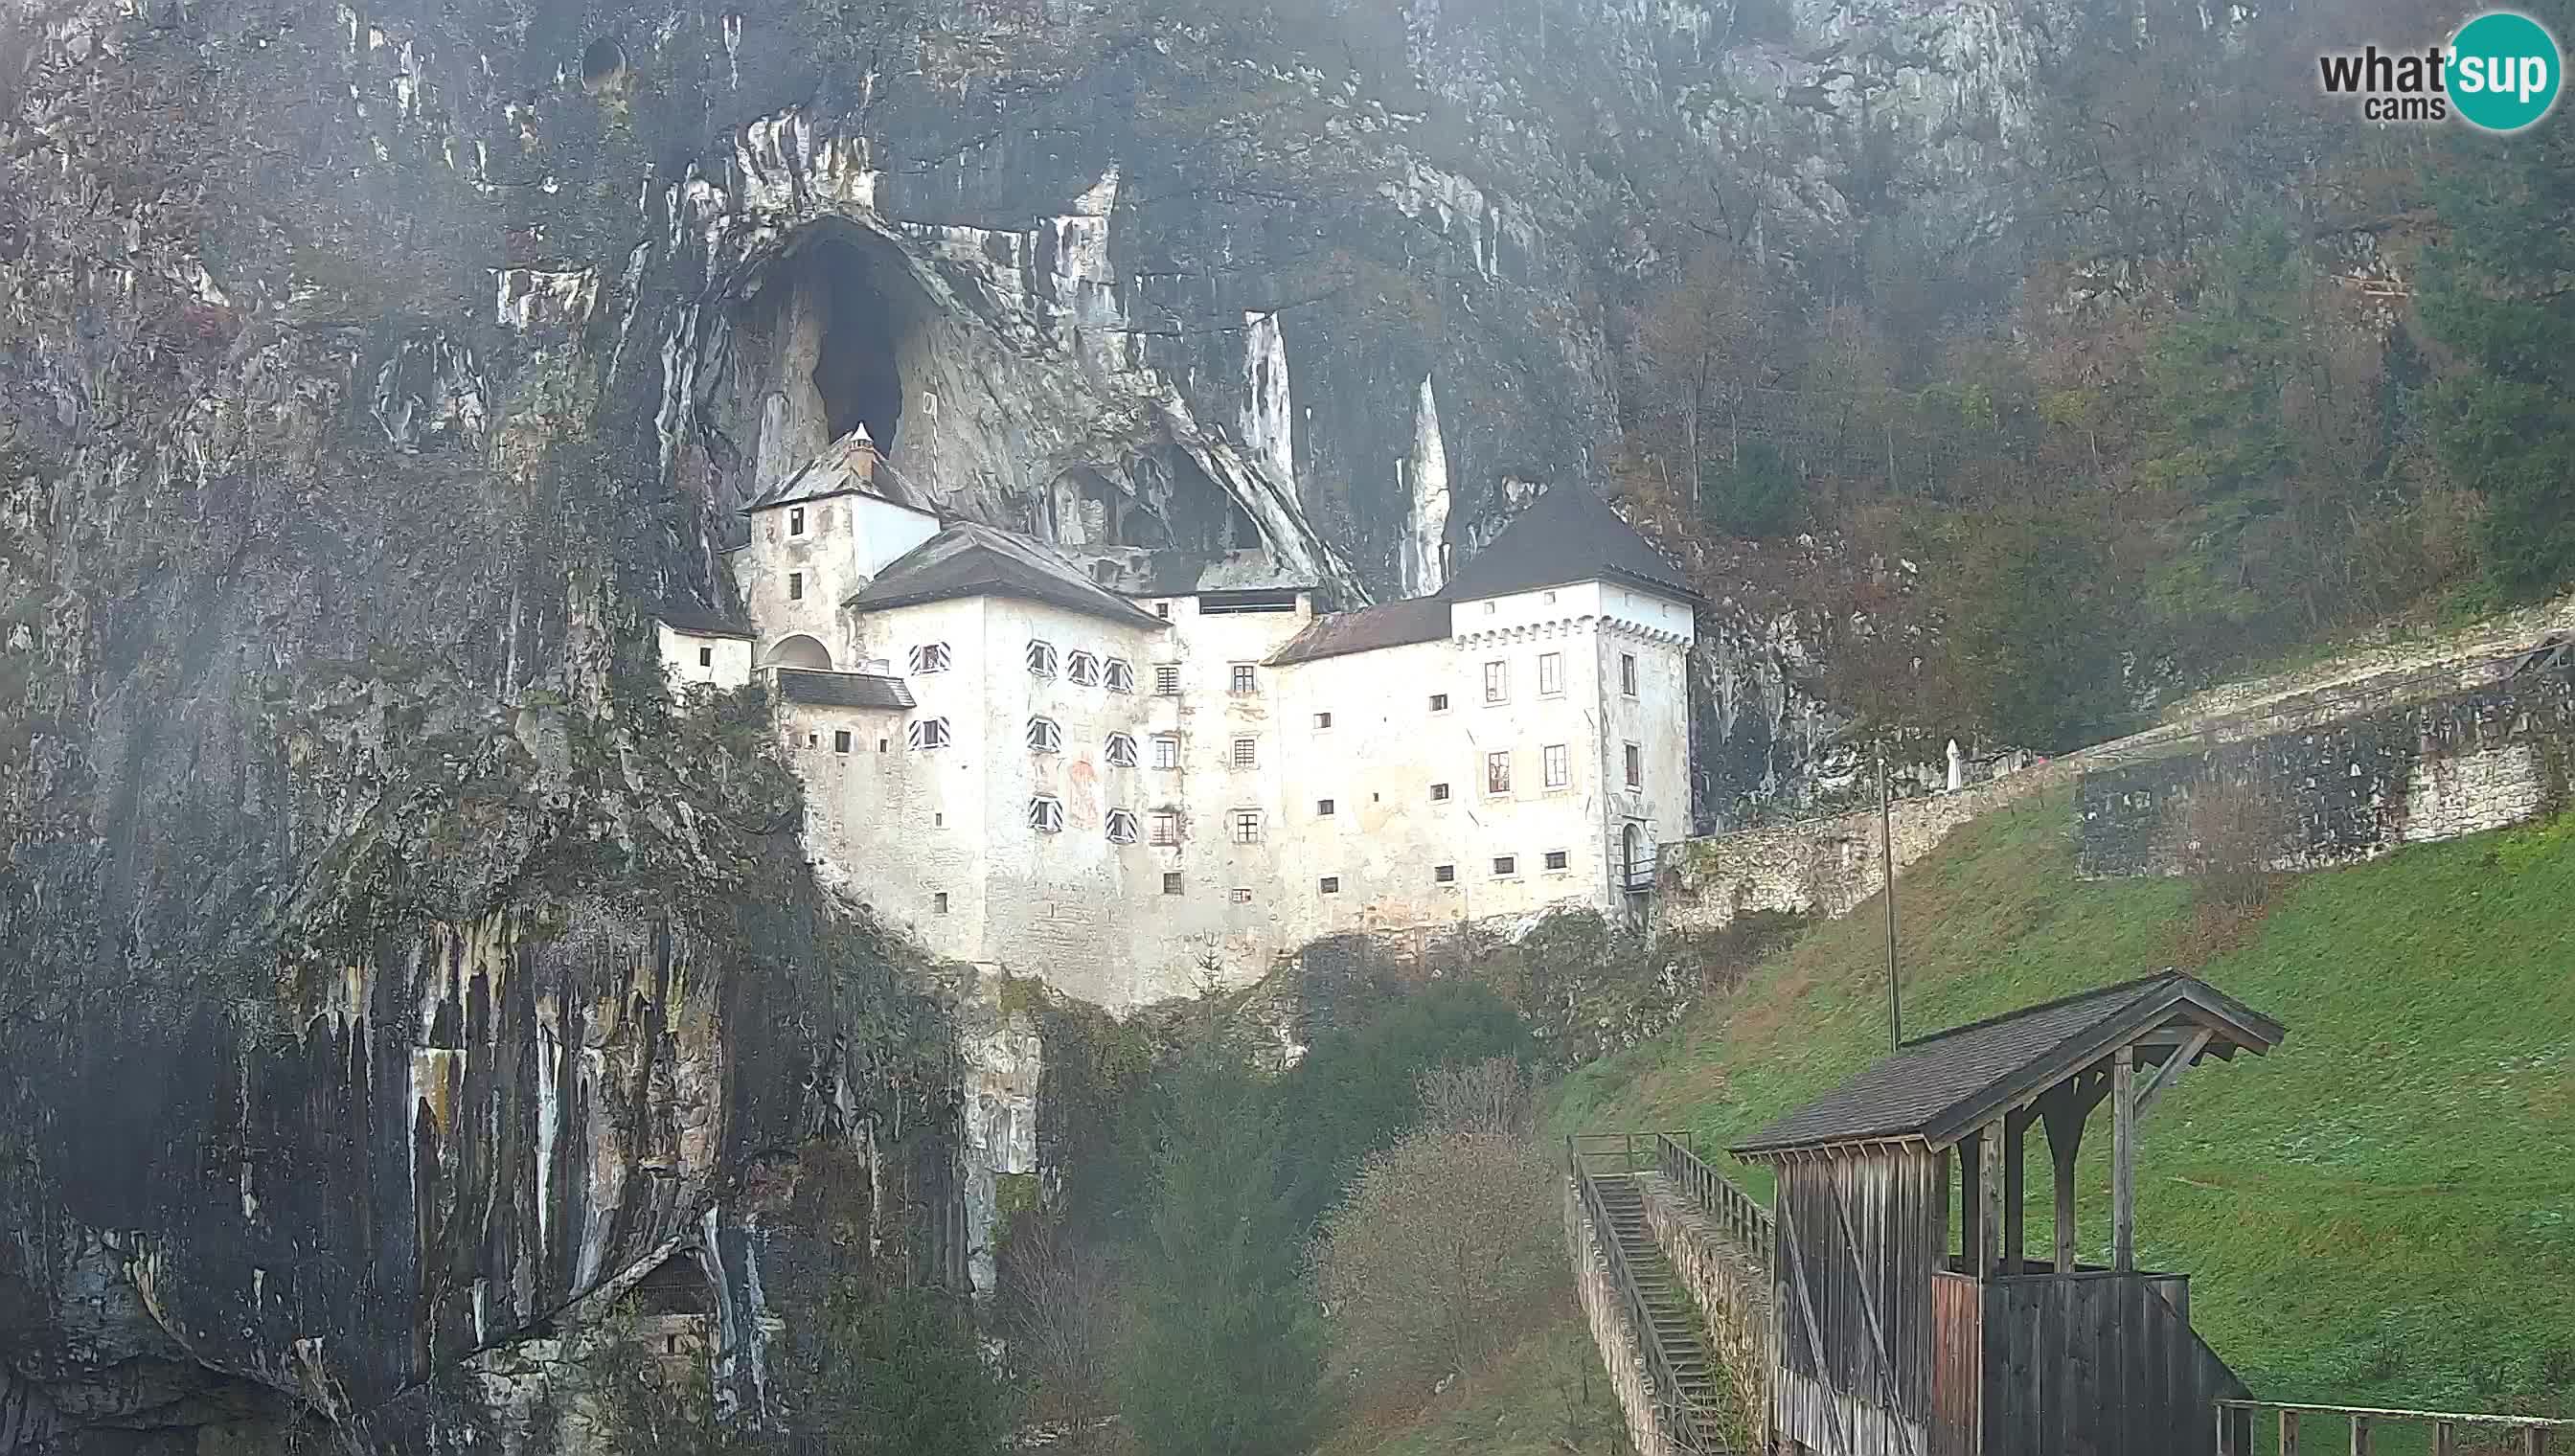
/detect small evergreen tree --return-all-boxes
[791,1281,1014,1456]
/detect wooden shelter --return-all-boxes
[1731,972,2287,1456]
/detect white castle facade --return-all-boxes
[658,434,1699,1010]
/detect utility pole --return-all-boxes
[1880,742,1902,1052]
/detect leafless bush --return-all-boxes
[998,1219,1121,1433]
[1415,1057,1534,1137]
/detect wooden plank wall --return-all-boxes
[1772,1146,1945,1455]
[1928,1273,1981,1456]
[1977,1271,2244,1456]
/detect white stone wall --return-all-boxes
[735,491,939,668]
[655,625,754,692]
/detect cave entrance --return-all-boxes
[791,229,913,458]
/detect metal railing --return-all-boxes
[1624,856,1656,894]
[2217,1399,2570,1455]
[1566,1135,1734,1454]
[1653,1131,1774,1267]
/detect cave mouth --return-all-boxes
[794,230,913,457]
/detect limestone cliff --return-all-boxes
[0,0,2160,1447]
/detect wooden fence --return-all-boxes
[2217,1399,2572,1455]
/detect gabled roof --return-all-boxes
[1440,485,1701,606]
[846,523,1170,630]
[743,428,937,517]
[1266,597,1450,666]
[1732,972,2286,1159]
[775,669,916,711]
[651,602,757,639]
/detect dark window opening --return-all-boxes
[1319,876,1340,894]
[1317,799,1334,816]
[787,572,804,601]
[1430,782,1450,802]
[579,36,629,94]
[1163,872,1183,896]
[1493,855,1516,876]
[697,646,713,667]
[933,892,949,915]
[1434,863,1456,883]
[833,730,852,753]
[1429,693,1449,711]
[1545,850,1569,871]
[1199,588,1301,615]
[789,506,807,535]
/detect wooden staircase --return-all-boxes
[1591,1172,1736,1451]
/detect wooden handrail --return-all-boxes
[1653,1131,1775,1267]
[1564,1138,1737,1454]
[2216,1399,2568,1456]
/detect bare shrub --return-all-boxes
[1415,1057,1533,1137]
[998,1217,1121,1434]
[2167,766,2289,957]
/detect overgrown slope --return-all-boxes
[1552,794,2575,1419]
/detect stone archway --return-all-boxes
[765,634,833,670]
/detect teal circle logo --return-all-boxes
[2448,11,2562,131]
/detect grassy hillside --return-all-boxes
[1312,1308,1631,1456]
[1549,793,2575,1422]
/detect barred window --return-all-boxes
[788,572,805,601]
[1105,733,1139,767]
[1493,855,1516,876]
[1232,737,1258,768]
[1230,663,1256,694]
[909,642,951,674]
[1319,876,1340,895]
[906,717,950,750]
[1027,640,1058,677]
[1105,658,1134,694]
[1105,809,1140,845]
[1545,850,1569,871]
[1231,809,1262,844]
[1434,864,1456,883]
[1151,809,1181,846]
[1155,664,1182,695]
[1028,796,1064,833]
[1027,717,1061,754]
[1067,650,1101,686]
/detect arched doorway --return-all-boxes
[1621,822,1647,892]
[765,634,833,671]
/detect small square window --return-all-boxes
[1155,664,1182,695]
[1319,876,1340,895]
[1313,711,1333,729]
[1544,850,1569,871]
[789,506,807,535]
[1538,651,1563,696]
[1232,737,1258,768]
[1229,886,1253,904]
[933,892,948,914]
[1163,871,1183,895]
[1231,809,1261,844]
[1230,663,1257,694]
[806,733,819,747]
[1317,799,1335,816]
[1483,660,1508,704]
[1430,782,1450,802]
[1493,855,1516,877]
[1625,742,1643,788]
[833,730,853,754]
[1620,653,1638,696]
[1155,601,1172,618]
[697,646,714,668]
[1482,600,1497,615]
[787,572,805,601]
[1434,863,1456,883]
[1429,693,1449,712]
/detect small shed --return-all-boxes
[1732,971,2287,1456]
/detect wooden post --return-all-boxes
[1958,1134,1982,1271]
[2350,1414,2371,1456]
[2040,1083,2087,1274]
[2002,1108,2028,1275]
[2522,1427,2546,1456]
[2433,1421,2455,1456]
[2217,1407,2239,1456]
[1978,1116,2006,1279]
[2112,1046,2136,1273]
[2281,1408,2300,1456]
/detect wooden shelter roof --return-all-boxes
[1732,972,2285,1159]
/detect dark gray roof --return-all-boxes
[1440,486,1701,605]
[848,523,1170,630]
[774,669,916,711]
[1732,972,2286,1158]
[651,602,757,639]
[1266,598,1451,666]
[743,428,937,516]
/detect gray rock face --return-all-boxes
[0,0,2104,1446]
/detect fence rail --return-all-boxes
[1565,1135,1734,1454]
[2217,1399,2572,1455]
[1652,1131,1774,1266]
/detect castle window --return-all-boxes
[1155,602,1172,619]
[1317,799,1334,816]
[1493,855,1516,877]
[834,730,853,754]
[1430,782,1450,802]
[907,717,950,751]
[1105,808,1139,845]
[1027,717,1061,754]
[1229,886,1253,904]
[1429,693,1449,712]
[1625,742,1643,788]
[1545,850,1569,871]
[1105,733,1139,767]
[1154,663,1182,695]
[933,892,948,914]
[1232,737,1257,768]
[1028,796,1064,833]
[1483,660,1508,703]
[1230,663,1257,694]
[1620,653,1638,697]
[1539,651,1563,697]
[1151,809,1181,846]
[1230,809,1262,844]
[1486,751,1512,795]
[1543,743,1569,789]
[789,506,807,535]
[1434,863,1456,883]
[909,643,951,674]
[1313,711,1333,730]
[698,646,714,668]
[1319,876,1340,895]
[1027,640,1058,677]
[1067,651,1101,686]
[1152,734,1181,770]
[878,739,888,753]
[1163,871,1183,895]
[788,572,805,601]
[1105,658,1134,694]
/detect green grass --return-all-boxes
[1547,792,2575,1425]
